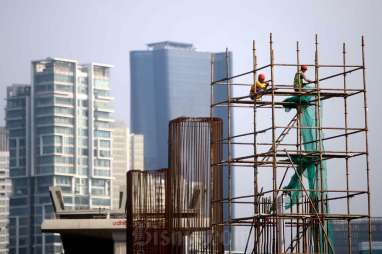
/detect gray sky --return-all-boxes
[1,0,381,219]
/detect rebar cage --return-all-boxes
[127,117,224,253]
[210,34,372,254]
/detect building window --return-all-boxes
[95,130,110,138]
[91,198,110,206]
[94,159,110,167]
[55,176,72,187]
[40,135,63,155]
[99,140,110,148]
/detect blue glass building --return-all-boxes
[130,41,231,170]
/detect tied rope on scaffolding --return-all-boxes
[282,84,335,253]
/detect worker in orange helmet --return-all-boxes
[250,73,269,101]
[294,65,314,92]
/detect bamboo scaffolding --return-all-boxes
[210,34,372,254]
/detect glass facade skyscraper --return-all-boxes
[130,41,231,170]
[6,84,32,254]
[6,58,113,254]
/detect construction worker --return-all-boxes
[294,65,314,92]
[250,73,269,100]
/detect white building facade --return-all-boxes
[6,58,113,254]
[111,122,143,209]
[0,127,10,253]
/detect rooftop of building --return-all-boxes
[147,41,195,50]
[6,84,31,97]
[7,83,30,89]
[32,57,113,68]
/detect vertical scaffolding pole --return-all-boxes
[296,40,302,254]
[252,40,259,254]
[314,33,328,253]
[210,54,215,117]
[243,41,259,254]
[342,42,353,254]
[225,48,233,253]
[361,36,373,254]
[269,33,280,253]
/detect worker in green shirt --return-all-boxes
[294,65,314,92]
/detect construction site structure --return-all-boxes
[210,34,372,253]
[126,117,224,254]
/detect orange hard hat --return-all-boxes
[258,73,266,81]
[301,65,308,71]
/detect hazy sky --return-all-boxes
[1,0,381,228]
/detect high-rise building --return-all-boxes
[0,127,10,253]
[111,121,143,209]
[332,217,382,253]
[130,41,231,170]
[6,58,113,254]
[6,84,32,254]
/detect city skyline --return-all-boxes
[0,1,381,253]
[1,2,380,216]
